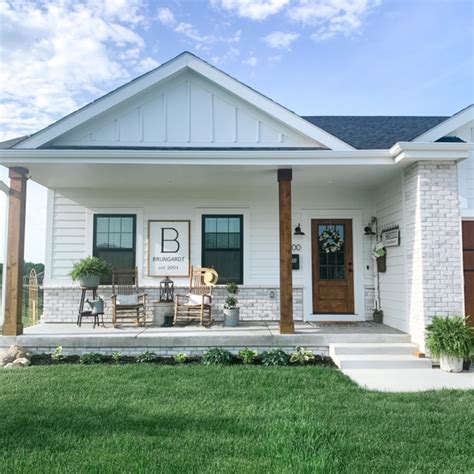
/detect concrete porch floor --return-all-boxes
[0,321,409,355]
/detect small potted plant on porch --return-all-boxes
[223,282,240,327]
[426,316,474,373]
[372,308,384,324]
[69,256,111,289]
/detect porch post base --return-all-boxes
[279,321,295,334]
[2,322,24,337]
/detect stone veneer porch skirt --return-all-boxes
[0,321,409,356]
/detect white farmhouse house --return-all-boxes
[1,52,473,353]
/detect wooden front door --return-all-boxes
[462,221,474,327]
[312,219,354,314]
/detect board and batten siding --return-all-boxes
[454,122,474,212]
[44,182,376,320]
[375,173,408,332]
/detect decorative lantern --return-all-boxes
[159,276,174,302]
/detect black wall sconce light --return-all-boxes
[364,216,377,236]
[294,223,305,236]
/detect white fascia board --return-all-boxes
[413,105,474,142]
[14,52,354,152]
[187,58,354,151]
[0,148,391,166]
[391,142,472,164]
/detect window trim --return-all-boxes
[92,214,137,268]
[201,214,244,284]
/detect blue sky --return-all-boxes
[0,0,473,262]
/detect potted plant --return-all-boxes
[223,282,240,327]
[426,316,474,373]
[69,256,111,289]
[372,308,384,324]
[372,242,386,273]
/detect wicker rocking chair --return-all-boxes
[174,267,218,326]
[111,267,147,326]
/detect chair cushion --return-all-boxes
[116,294,139,305]
[186,293,207,305]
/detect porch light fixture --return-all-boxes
[293,223,305,236]
[364,217,377,236]
[159,276,174,302]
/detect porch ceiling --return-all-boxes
[17,163,399,190]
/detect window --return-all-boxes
[202,215,243,284]
[318,223,345,280]
[93,215,136,282]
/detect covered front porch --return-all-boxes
[0,320,409,356]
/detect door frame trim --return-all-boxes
[300,209,366,322]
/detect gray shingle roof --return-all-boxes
[302,116,449,149]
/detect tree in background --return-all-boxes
[0,262,44,281]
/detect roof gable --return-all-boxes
[14,52,353,151]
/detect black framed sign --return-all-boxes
[148,220,190,277]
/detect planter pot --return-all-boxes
[153,302,174,327]
[376,255,386,273]
[440,354,463,373]
[373,311,384,324]
[79,275,100,289]
[223,308,240,327]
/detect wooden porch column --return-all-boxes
[2,167,28,336]
[278,169,294,334]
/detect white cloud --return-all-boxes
[0,0,155,141]
[157,7,176,26]
[243,56,258,66]
[263,31,300,49]
[211,0,289,21]
[288,0,381,40]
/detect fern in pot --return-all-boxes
[223,282,240,327]
[70,256,111,289]
[426,316,473,372]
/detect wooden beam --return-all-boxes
[278,168,294,334]
[2,167,28,336]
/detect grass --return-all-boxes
[1,365,473,473]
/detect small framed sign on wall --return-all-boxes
[148,220,190,277]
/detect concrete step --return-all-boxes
[330,342,419,357]
[333,354,432,370]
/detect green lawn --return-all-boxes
[1,365,473,473]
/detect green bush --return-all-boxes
[238,348,258,365]
[112,352,122,364]
[174,352,187,364]
[69,256,111,281]
[202,348,233,365]
[261,349,290,366]
[224,282,239,309]
[426,316,474,358]
[290,346,315,365]
[79,352,105,365]
[51,346,65,363]
[136,351,158,363]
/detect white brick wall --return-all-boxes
[42,286,304,323]
[404,161,464,351]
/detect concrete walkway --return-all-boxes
[343,368,474,392]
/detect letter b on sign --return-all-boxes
[161,227,180,253]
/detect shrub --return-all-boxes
[290,346,315,365]
[136,351,158,363]
[69,256,111,281]
[426,316,474,359]
[261,349,290,366]
[202,348,233,365]
[79,352,105,365]
[174,352,187,364]
[224,282,239,309]
[238,348,258,365]
[51,346,65,363]
[112,352,122,364]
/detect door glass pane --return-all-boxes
[318,223,345,280]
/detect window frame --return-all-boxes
[92,214,137,269]
[201,214,244,284]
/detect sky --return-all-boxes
[0,0,473,263]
